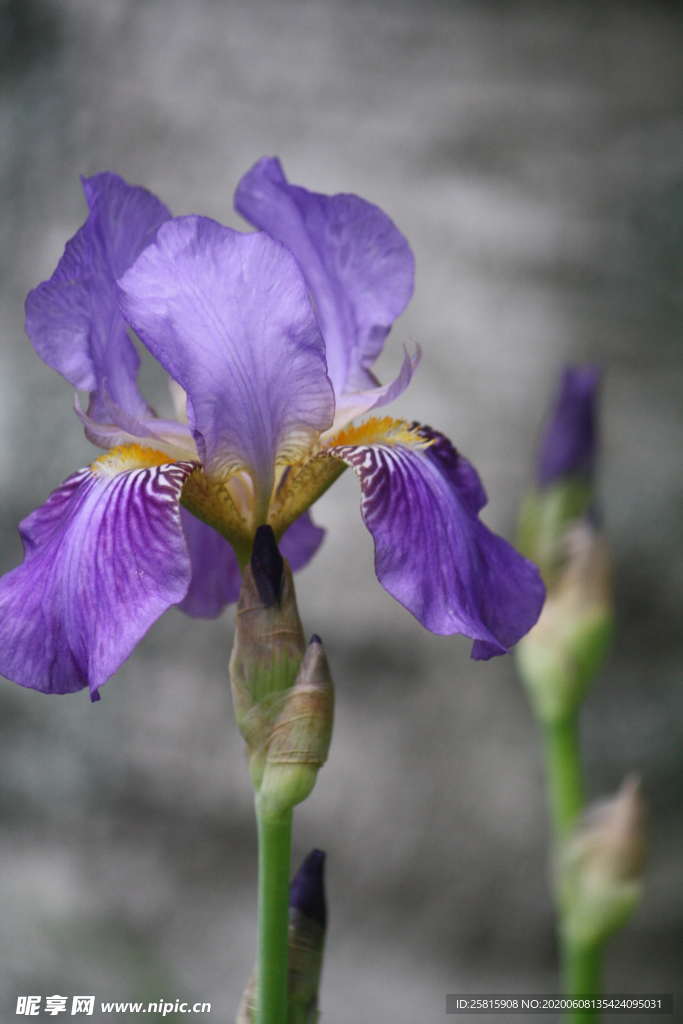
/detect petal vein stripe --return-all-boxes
[329,422,545,655]
[0,458,195,698]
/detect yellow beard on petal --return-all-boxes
[268,418,432,538]
[90,444,177,477]
[91,444,252,562]
[330,416,432,450]
[268,452,347,539]
[181,467,253,562]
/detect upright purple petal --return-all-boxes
[330,424,545,657]
[235,157,414,397]
[537,366,601,487]
[118,217,335,497]
[25,173,171,425]
[0,456,193,699]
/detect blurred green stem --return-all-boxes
[541,714,602,1021]
[287,1006,315,1024]
[542,715,583,839]
[256,804,293,1024]
[563,939,602,1023]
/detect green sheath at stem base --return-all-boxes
[256,805,293,1024]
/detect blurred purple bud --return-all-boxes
[537,366,601,487]
[290,848,327,929]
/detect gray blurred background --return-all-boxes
[0,1,681,1020]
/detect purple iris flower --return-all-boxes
[0,160,544,701]
[537,366,601,488]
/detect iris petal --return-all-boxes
[279,510,326,572]
[235,156,414,398]
[75,394,197,462]
[329,422,545,657]
[25,172,170,427]
[0,453,194,699]
[118,216,335,502]
[327,347,420,435]
[177,509,241,618]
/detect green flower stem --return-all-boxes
[542,714,583,840]
[541,713,602,1022]
[255,802,293,1024]
[562,939,602,1023]
[287,1006,314,1024]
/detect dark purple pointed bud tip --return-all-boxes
[251,525,284,607]
[309,633,322,646]
[537,365,602,488]
[89,689,102,704]
[290,848,327,929]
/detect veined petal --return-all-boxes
[176,508,324,619]
[118,216,335,500]
[25,172,170,424]
[0,447,194,699]
[75,393,198,462]
[329,420,545,656]
[235,156,415,398]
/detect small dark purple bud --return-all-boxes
[309,633,322,646]
[537,366,601,487]
[290,848,327,929]
[251,524,284,607]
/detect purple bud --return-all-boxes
[250,524,284,607]
[290,848,326,929]
[537,366,601,487]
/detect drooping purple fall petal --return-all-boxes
[235,156,414,397]
[118,216,335,497]
[330,425,545,657]
[537,366,601,487]
[25,172,171,427]
[0,458,194,699]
